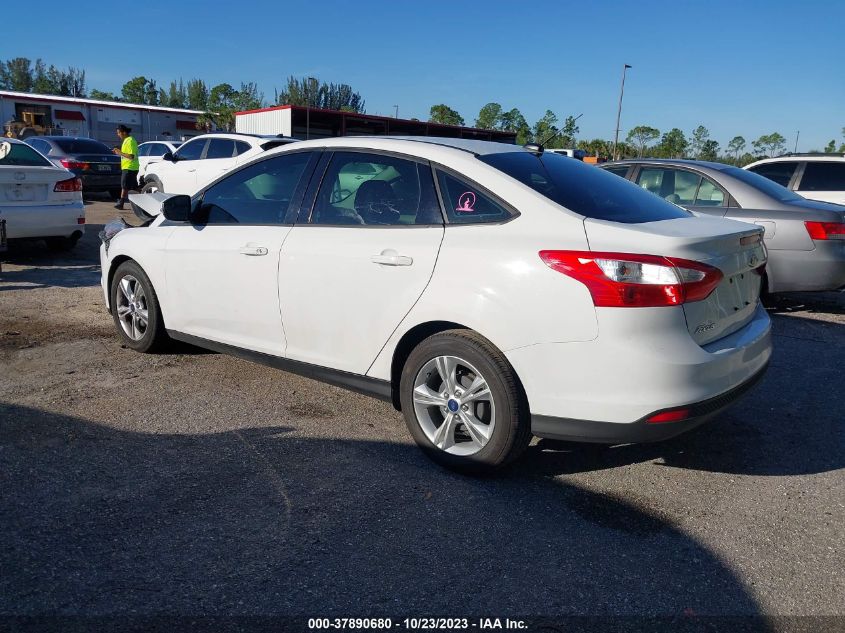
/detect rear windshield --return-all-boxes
[54,138,112,154]
[479,152,691,223]
[0,141,51,167]
[723,166,803,202]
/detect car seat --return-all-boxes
[354,180,401,225]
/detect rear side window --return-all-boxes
[480,151,691,223]
[636,167,701,205]
[234,141,251,156]
[603,166,630,178]
[0,141,51,166]
[695,177,726,206]
[200,152,314,224]
[797,162,845,191]
[206,139,236,159]
[747,161,798,187]
[54,138,111,154]
[436,170,513,224]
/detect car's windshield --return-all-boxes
[723,166,804,202]
[54,138,112,154]
[479,151,691,223]
[0,141,52,167]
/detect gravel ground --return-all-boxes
[1,199,843,629]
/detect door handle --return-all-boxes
[371,249,413,266]
[187,168,196,172]
[239,245,268,256]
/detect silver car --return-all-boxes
[601,159,845,293]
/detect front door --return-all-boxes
[279,151,445,374]
[164,151,317,355]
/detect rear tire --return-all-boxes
[399,329,531,474]
[110,260,169,353]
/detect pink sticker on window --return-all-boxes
[455,191,476,213]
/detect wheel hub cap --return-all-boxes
[447,399,460,413]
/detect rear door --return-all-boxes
[278,150,445,374]
[163,151,318,355]
[193,138,238,190]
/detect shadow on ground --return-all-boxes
[0,402,764,621]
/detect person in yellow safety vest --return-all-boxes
[112,124,139,210]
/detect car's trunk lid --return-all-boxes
[584,215,766,346]
[0,166,72,206]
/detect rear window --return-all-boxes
[0,141,51,166]
[53,138,112,154]
[724,167,803,202]
[797,162,845,191]
[479,152,691,223]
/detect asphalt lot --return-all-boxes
[1,198,843,628]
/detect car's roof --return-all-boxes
[267,135,522,158]
[37,136,106,142]
[186,132,297,143]
[603,158,733,172]
[747,155,845,164]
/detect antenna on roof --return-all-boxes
[523,143,543,155]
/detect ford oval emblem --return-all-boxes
[13,171,25,181]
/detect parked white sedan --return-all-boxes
[0,139,85,250]
[100,137,772,471]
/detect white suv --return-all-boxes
[745,155,845,205]
[141,133,298,195]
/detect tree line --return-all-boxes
[4,57,843,156]
[0,57,365,132]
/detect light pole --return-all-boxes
[612,64,632,161]
[794,130,800,153]
[306,76,316,140]
[393,105,399,119]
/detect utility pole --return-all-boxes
[393,105,399,119]
[794,130,800,153]
[612,64,632,161]
[306,76,316,140]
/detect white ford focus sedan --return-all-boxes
[99,137,772,471]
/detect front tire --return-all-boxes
[399,329,531,473]
[110,260,169,353]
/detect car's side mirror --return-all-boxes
[162,151,176,162]
[161,195,192,222]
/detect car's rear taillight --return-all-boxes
[646,407,692,424]
[60,158,89,170]
[54,177,83,192]
[539,251,724,307]
[804,221,845,240]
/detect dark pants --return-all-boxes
[121,170,139,191]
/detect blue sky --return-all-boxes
[6,0,844,151]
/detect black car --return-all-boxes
[25,136,122,199]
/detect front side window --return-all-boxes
[636,168,701,205]
[797,162,845,191]
[0,141,51,166]
[175,139,206,161]
[479,151,691,223]
[747,161,798,188]
[206,139,236,159]
[436,170,513,224]
[199,152,314,224]
[310,152,441,226]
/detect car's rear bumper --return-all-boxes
[1,201,85,239]
[506,302,772,428]
[79,173,121,191]
[531,361,769,443]
[767,241,845,292]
